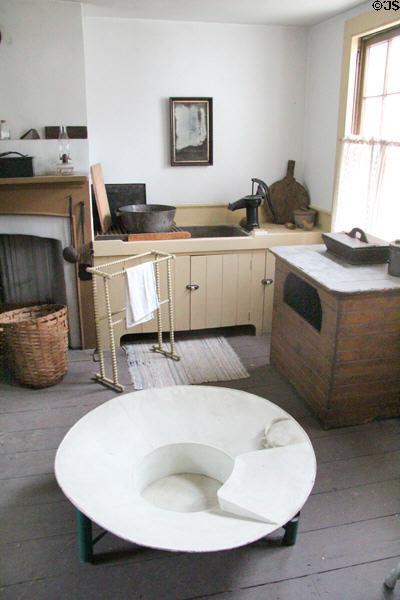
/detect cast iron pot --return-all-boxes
[116,204,176,233]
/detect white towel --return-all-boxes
[125,262,159,328]
[262,418,303,448]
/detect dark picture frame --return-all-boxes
[169,97,213,166]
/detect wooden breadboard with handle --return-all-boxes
[266,160,309,224]
[91,163,112,233]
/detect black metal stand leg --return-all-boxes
[77,510,93,563]
[282,512,300,546]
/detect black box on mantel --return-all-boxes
[0,152,34,178]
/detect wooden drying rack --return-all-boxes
[87,250,180,392]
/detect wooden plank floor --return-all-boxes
[1,327,400,599]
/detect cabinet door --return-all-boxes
[190,253,230,330]
[235,251,265,334]
[189,252,265,333]
[262,251,276,334]
[189,254,219,330]
[138,254,190,334]
[248,251,267,335]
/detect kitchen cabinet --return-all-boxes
[92,227,324,348]
[133,251,267,335]
[188,252,266,333]
[94,250,270,346]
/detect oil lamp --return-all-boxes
[56,126,74,175]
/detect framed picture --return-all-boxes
[169,97,213,166]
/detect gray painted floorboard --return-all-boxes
[1,327,399,599]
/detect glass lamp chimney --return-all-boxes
[58,126,70,163]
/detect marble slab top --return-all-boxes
[270,244,400,295]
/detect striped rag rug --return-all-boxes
[123,336,249,390]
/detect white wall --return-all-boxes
[0,1,377,203]
[302,1,371,212]
[0,0,89,174]
[83,18,308,205]
[0,0,87,138]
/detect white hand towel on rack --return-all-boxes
[125,262,160,327]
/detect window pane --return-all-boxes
[373,146,400,241]
[381,94,400,140]
[386,35,400,94]
[363,41,387,97]
[360,97,382,137]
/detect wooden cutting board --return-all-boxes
[266,160,309,224]
[91,163,112,233]
[127,231,191,241]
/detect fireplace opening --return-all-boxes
[0,234,67,310]
[0,216,81,348]
[283,272,322,331]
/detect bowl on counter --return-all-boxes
[116,204,176,233]
[293,208,317,230]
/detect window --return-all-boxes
[333,18,400,242]
[353,26,400,139]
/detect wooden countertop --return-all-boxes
[93,227,324,256]
[270,244,400,295]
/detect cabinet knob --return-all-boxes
[262,278,274,285]
[186,284,199,290]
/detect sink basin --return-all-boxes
[183,225,250,238]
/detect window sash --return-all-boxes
[334,137,400,241]
[352,24,400,136]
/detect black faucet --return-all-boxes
[228,177,277,230]
[228,195,262,230]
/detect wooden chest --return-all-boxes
[270,245,400,429]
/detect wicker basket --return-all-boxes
[0,304,68,388]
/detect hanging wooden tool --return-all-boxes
[62,196,80,263]
[91,163,112,233]
[78,201,92,280]
[265,160,309,224]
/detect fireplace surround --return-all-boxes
[0,175,95,349]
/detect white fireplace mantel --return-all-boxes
[0,174,94,349]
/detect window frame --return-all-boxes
[352,24,400,135]
[331,9,400,230]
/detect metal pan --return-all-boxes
[116,204,176,233]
